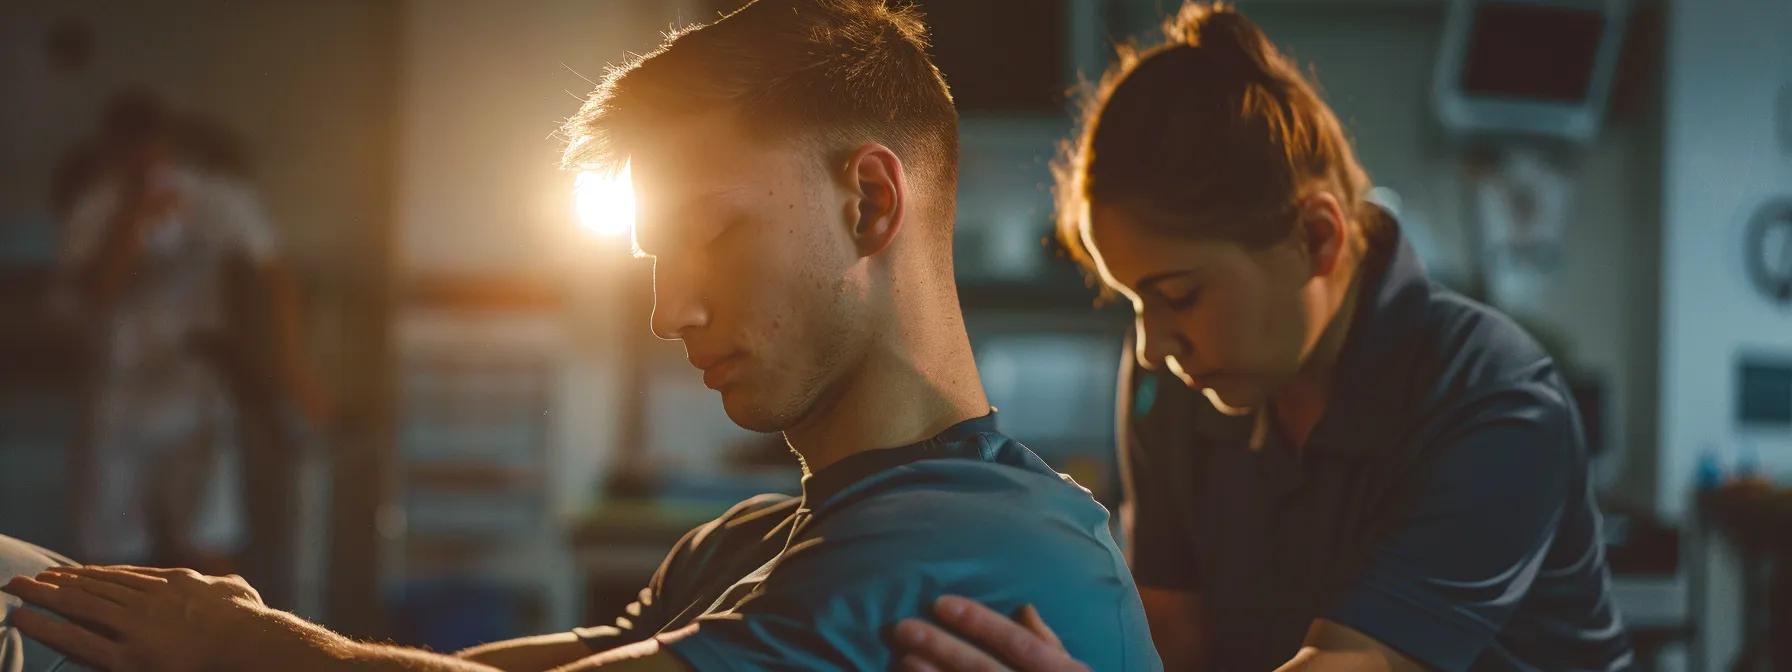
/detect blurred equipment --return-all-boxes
[1737,354,1792,428]
[1699,480,1792,672]
[1744,198,1792,305]
[1600,500,1689,672]
[388,278,579,647]
[1468,147,1573,312]
[1436,0,1634,310]
[910,0,1101,114]
[1434,0,1631,144]
[971,328,1124,503]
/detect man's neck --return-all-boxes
[783,274,988,476]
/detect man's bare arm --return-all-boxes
[456,632,594,672]
[208,608,689,672]
[4,568,685,672]
[544,626,697,672]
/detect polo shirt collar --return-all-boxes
[1306,208,1433,459]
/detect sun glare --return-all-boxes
[574,164,635,238]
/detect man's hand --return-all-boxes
[890,595,1090,672]
[2,565,272,672]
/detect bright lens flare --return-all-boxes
[574,164,635,238]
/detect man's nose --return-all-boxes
[649,258,708,341]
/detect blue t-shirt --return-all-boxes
[575,414,1161,671]
[1121,212,1633,671]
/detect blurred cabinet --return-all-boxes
[385,278,581,650]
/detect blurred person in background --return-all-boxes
[51,88,327,580]
[891,3,1635,672]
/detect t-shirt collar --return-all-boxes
[798,411,1001,508]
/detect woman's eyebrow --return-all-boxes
[1135,269,1197,293]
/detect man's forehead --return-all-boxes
[627,110,796,178]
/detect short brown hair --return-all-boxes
[1055,2,1376,265]
[562,0,958,202]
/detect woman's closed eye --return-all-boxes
[1159,287,1201,309]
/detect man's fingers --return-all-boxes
[10,608,119,670]
[94,565,201,581]
[36,571,140,607]
[934,595,1080,671]
[892,618,1011,672]
[62,565,171,590]
[2,576,125,627]
[1015,605,1064,650]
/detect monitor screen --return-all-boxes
[1461,3,1606,102]
[1739,359,1792,426]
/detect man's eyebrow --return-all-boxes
[633,187,744,257]
[652,187,745,224]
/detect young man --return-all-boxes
[2,1,1160,670]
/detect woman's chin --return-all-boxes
[1201,386,1258,416]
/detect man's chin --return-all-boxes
[718,390,796,434]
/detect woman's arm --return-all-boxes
[1139,587,1210,670]
[1273,620,1423,672]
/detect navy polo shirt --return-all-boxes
[574,413,1161,671]
[1120,214,1634,672]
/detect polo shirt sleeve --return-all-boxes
[1117,353,1199,591]
[1327,382,1581,672]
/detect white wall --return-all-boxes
[1659,1,1792,668]
[1658,0,1792,521]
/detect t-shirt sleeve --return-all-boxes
[1327,383,1581,672]
[1116,347,1199,591]
[569,540,686,653]
[571,496,780,653]
[661,488,1138,671]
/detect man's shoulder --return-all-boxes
[809,449,1119,565]
[686,493,800,549]
[844,438,1098,511]
[658,493,799,578]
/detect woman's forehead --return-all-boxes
[1087,205,1235,279]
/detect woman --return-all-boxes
[892,4,1633,671]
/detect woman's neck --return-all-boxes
[1272,252,1368,451]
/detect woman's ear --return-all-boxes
[842,143,906,258]
[1296,192,1348,278]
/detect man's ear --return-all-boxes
[1295,191,1348,278]
[842,143,906,258]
